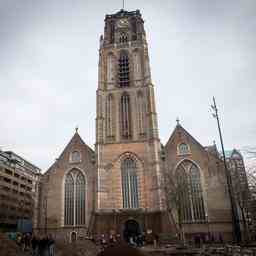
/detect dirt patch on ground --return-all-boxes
[0,233,20,256]
[56,239,99,256]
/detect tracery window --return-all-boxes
[175,160,206,223]
[119,33,128,43]
[137,91,145,135]
[178,143,190,155]
[106,94,115,138]
[70,151,81,163]
[119,51,130,87]
[121,158,139,208]
[120,93,132,139]
[64,169,86,226]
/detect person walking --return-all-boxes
[48,234,55,256]
[31,235,39,256]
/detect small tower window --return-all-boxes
[120,93,132,139]
[110,20,115,44]
[70,151,81,163]
[131,18,137,41]
[119,51,130,87]
[106,94,115,138]
[178,143,190,155]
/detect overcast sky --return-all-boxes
[0,0,255,171]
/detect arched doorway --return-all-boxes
[71,231,77,243]
[123,219,141,243]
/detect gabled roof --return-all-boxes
[44,131,94,174]
[165,123,207,153]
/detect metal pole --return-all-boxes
[211,96,241,243]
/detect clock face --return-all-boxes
[118,18,129,28]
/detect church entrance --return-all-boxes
[123,219,141,243]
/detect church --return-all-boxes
[35,9,239,242]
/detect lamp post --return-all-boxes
[205,213,210,243]
[211,96,241,243]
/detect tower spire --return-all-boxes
[122,0,125,9]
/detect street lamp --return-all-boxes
[211,96,241,243]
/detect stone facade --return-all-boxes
[35,9,248,242]
[164,124,233,240]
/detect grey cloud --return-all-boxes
[0,0,255,170]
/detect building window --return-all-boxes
[110,20,115,44]
[119,51,130,87]
[178,143,190,155]
[64,173,74,225]
[107,53,115,85]
[137,91,146,135]
[131,18,137,41]
[121,158,139,208]
[106,94,115,138]
[120,93,132,139]
[133,50,142,80]
[70,151,81,163]
[64,169,86,226]
[175,160,206,223]
[75,172,86,225]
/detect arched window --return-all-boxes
[175,160,206,223]
[120,93,132,139]
[106,94,115,138]
[121,158,139,208]
[178,143,190,155]
[137,91,145,135]
[70,151,81,163]
[119,51,130,87]
[64,169,86,226]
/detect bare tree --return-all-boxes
[163,167,188,244]
[231,172,250,242]
[240,147,256,240]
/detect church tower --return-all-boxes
[95,9,165,235]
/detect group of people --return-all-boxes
[99,233,146,249]
[16,233,55,256]
[127,234,145,247]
